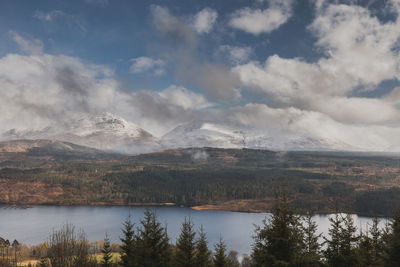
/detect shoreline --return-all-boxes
[0,202,385,217]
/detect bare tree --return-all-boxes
[47,223,94,267]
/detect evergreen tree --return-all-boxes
[358,217,384,267]
[323,213,343,267]
[120,215,136,267]
[340,214,359,266]
[251,188,304,266]
[213,237,228,267]
[300,212,322,266]
[175,218,196,267]
[102,234,113,267]
[324,213,359,267]
[386,208,400,266]
[195,226,212,267]
[136,208,172,267]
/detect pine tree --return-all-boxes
[120,215,136,267]
[369,216,384,266]
[340,214,359,266]
[323,213,343,267]
[213,237,228,267]
[195,226,212,267]
[136,208,172,267]
[102,234,113,267]
[251,187,304,266]
[358,217,384,267]
[175,218,196,267]
[386,208,400,266]
[300,211,322,266]
[324,213,359,267]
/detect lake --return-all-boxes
[0,206,385,256]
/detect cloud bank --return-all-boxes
[2,1,400,152]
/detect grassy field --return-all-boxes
[19,253,121,266]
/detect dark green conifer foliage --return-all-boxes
[120,215,136,267]
[386,208,400,266]
[102,234,113,267]
[323,213,343,266]
[175,218,196,267]
[300,212,322,267]
[213,237,228,267]
[324,213,359,267]
[251,188,304,266]
[136,208,171,267]
[358,217,384,267]
[340,214,359,266]
[370,217,385,266]
[195,226,212,267]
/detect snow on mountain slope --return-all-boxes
[161,121,246,148]
[161,121,359,151]
[2,114,359,153]
[2,113,160,153]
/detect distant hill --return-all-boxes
[0,139,121,160]
[0,144,400,215]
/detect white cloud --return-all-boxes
[193,8,218,34]
[229,0,293,35]
[226,1,400,150]
[233,1,400,124]
[0,53,116,132]
[128,86,213,136]
[129,57,166,76]
[221,103,400,151]
[9,31,43,55]
[159,85,213,110]
[219,45,252,64]
[0,50,214,137]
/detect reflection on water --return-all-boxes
[0,206,385,255]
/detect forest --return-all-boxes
[1,191,400,267]
[1,147,400,216]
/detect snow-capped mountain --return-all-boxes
[161,122,245,148]
[161,121,358,151]
[2,114,359,153]
[2,113,159,154]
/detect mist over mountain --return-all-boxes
[2,113,159,154]
[1,112,360,154]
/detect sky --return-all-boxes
[1,0,400,151]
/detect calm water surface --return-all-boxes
[0,206,384,255]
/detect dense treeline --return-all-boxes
[2,193,400,266]
[2,147,400,216]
